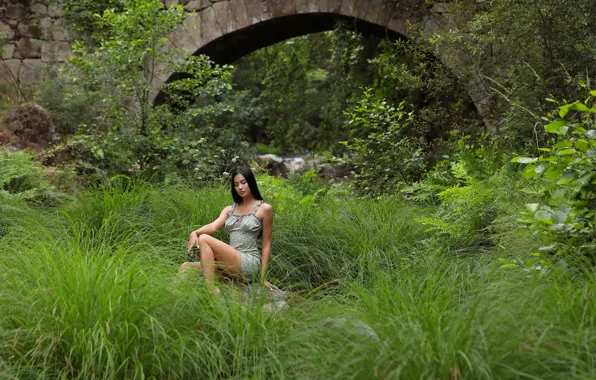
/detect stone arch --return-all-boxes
[153,0,491,123]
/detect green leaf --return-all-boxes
[545,165,564,181]
[524,164,539,179]
[534,209,553,224]
[511,156,538,164]
[557,171,575,184]
[585,130,596,139]
[554,140,573,149]
[545,120,568,135]
[568,102,590,112]
[557,149,576,156]
[525,203,539,213]
[590,90,596,97]
[575,139,589,151]
[559,105,571,118]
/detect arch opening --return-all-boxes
[154,12,406,105]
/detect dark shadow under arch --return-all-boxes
[154,12,405,105]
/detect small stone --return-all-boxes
[185,0,210,11]
[0,21,16,41]
[213,1,234,34]
[431,3,449,14]
[14,38,43,59]
[200,6,222,43]
[19,59,48,86]
[6,4,27,19]
[18,22,45,39]
[48,3,62,18]
[1,43,16,59]
[30,3,49,16]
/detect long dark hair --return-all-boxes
[230,167,263,204]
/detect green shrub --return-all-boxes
[0,150,69,204]
[512,92,596,266]
[286,168,328,198]
[342,88,425,195]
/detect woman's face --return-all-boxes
[233,174,251,198]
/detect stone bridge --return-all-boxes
[0,0,491,122]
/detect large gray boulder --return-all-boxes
[256,154,289,178]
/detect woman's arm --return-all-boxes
[187,206,230,252]
[259,203,277,288]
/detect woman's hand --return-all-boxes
[262,280,279,291]
[187,231,198,253]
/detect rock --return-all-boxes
[39,18,68,41]
[200,6,223,42]
[48,3,62,18]
[236,283,290,313]
[258,154,283,163]
[185,0,210,11]
[41,41,71,63]
[256,154,289,178]
[14,38,43,59]
[3,103,57,149]
[430,2,449,14]
[0,21,16,41]
[19,58,47,85]
[6,4,27,19]
[263,300,289,313]
[0,59,21,87]
[1,43,16,59]
[17,22,44,39]
[30,3,48,16]
[283,156,307,173]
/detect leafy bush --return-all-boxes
[513,92,596,265]
[342,88,425,195]
[0,150,68,204]
[60,0,241,181]
[286,168,328,198]
[63,0,124,41]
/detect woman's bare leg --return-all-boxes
[197,234,243,288]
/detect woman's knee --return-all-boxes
[198,234,214,245]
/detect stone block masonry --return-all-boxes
[0,0,69,89]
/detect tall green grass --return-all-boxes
[1,179,594,379]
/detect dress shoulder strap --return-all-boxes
[250,200,265,215]
[229,203,237,215]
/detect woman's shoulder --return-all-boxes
[260,201,273,213]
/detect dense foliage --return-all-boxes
[513,93,596,265]
[432,0,596,151]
